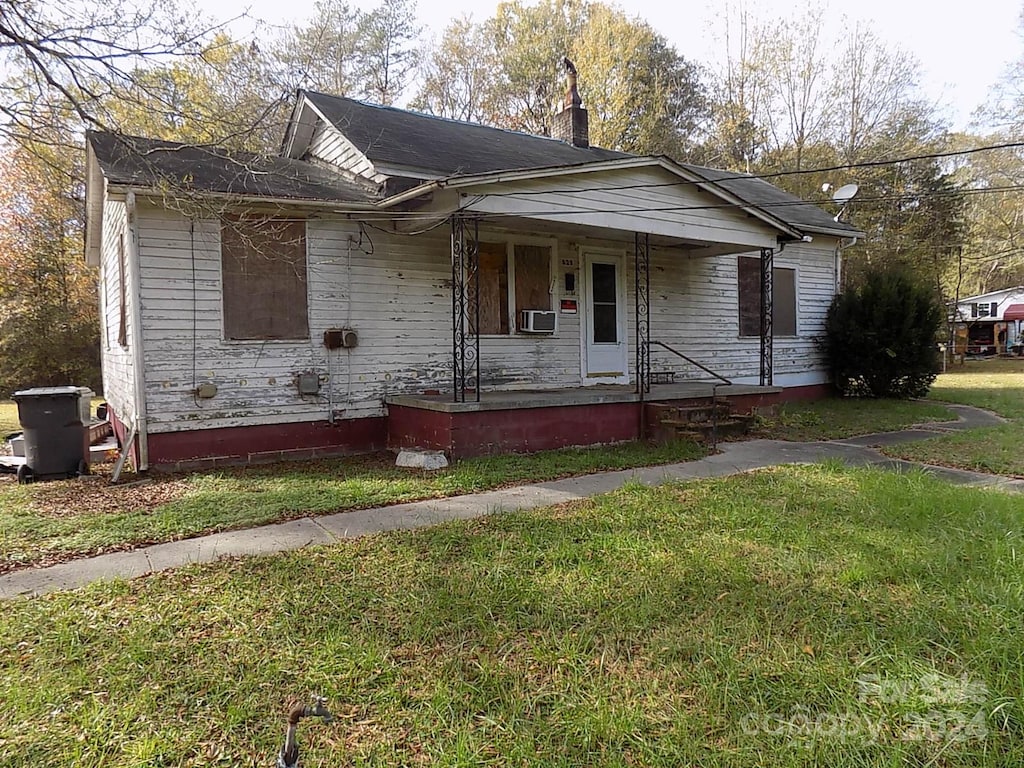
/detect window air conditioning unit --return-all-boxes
[521,309,556,333]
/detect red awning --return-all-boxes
[1004,304,1024,321]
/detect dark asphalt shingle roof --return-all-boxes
[303,91,630,177]
[88,131,375,203]
[303,91,858,236]
[680,163,861,236]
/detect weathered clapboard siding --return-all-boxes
[98,198,136,422]
[306,120,384,183]
[464,167,782,249]
[133,205,585,433]
[644,241,837,386]
[125,195,839,436]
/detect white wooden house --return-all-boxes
[950,286,1024,355]
[84,87,862,470]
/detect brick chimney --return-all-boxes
[552,57,589,148]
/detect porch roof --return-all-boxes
[380,156,863,243]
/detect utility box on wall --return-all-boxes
[323,328,358,349]
[297,372,321,394]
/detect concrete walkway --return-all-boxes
[2,404,1019,600]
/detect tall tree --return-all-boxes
[412,16,495,123]
[0,146,100,393]
[0,0,228,146]
[274,0,363,98]
[571,4,707,156]
[412,0,708,156]
[106,35,289,152]
[354,0,420,105]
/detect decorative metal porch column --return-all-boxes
[760,246,774,386]
[451,214,480,402]
[635,232,651,398]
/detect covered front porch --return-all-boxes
[384,156,805,458]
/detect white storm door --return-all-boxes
[583,252,628,382]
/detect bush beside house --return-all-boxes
[825,268,943,398]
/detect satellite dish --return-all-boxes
[832,183,859,205]
[831,183,860,222]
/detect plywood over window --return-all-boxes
[476,241,509,335]
[471,241,552,335]
[738,255,796,338]
[222,217,308,340]
[514,244,551,330]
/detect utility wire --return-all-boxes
[467,140,1024,198]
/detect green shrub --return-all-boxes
[825,267,943,398]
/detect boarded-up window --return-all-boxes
[738,256,797,337]
[117,233,128,347]
[514,244,551,330]
[222,218,308,340]
[472,242,552,334]
[476,242,509,335]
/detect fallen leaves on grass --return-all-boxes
[25,474,193,518]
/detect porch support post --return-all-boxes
[451,214,480,402]
[760,246,774,386]
[635,232,651,399]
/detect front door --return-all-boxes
[582,251,628,383]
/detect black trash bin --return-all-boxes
[12,386,88,483]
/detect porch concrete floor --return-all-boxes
[386,382,781,413]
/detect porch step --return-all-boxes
[662,416,754,443]
[650,402,732,424]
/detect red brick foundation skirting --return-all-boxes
[388,402,640,459]
[110,382,832,469]
[147,418,386,471]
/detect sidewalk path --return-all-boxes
[2,405,1019,600]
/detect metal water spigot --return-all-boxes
[277,696,334,768]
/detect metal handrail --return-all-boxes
[650,341,732,385]
[649,341,732,449]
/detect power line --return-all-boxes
[340,182,1024,225]
[470,140,1024,199]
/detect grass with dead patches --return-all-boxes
[885,358,1024,477]
[0,440,702,573]
[756,397,955,441]
[2,464,1022,767]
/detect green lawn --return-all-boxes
[0,440,703,573]
[0,400,18,436]
[2,464,1021,767]
[884,359,1024,477]
[755,397,955,441]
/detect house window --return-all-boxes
[738,256,797,337]
[473,241,552,335]
[221,217,308,340]
[972,302,998,319]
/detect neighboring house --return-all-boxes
[84,85,862,470]
[950,286,1024,355]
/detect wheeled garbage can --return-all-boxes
[12,386,88,483]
